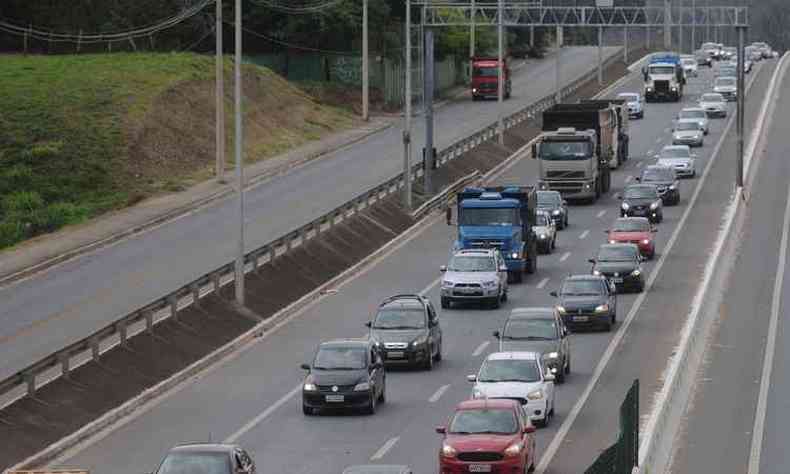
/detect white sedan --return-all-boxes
[655,145,697,179]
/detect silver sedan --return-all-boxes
[656,145,697,179]
[672,121,705,147]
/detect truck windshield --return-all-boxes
[539,141,590,160]
[649,66,676,75]
[459,208,519,226]
[473,67,498,77]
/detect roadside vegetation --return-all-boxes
[0,53,357,249]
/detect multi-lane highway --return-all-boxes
[44,57,776,474]
[0,46,621,384]
[669,57,790,474]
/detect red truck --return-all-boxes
[471,56,511,101]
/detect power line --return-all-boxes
[249,0,347,14]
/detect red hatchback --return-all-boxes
[606,217,656,259]
[436,398,537,474]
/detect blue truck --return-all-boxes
[642,52,686,102]
[453,186,538,283]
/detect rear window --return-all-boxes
[449,409,518,434]
[680,110,706,119]
[702,94,724,102]
[612,219,650,232]
[642,168,674,181]
[156,452,230,474]
[676,122,701,131]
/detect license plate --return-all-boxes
[612,277,624,283]
[469,465,492,473]
[325,395,344,402]
[457,288,478,294]
[387,351,405,359]
[573,316,589,322]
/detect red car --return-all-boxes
[606,217,656,259]
[436,398,537,474]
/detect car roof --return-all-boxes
[379,294,426,310]
[600,243,639,251]
[565,274,606,282]
[680,107,705,113]
[456,398,520,410]
[662,145,691,151]
[455,248,497,257]
[171,443,237,453]
[508,307,556,319]
[320,339,370,348]
[615,216,650,224]
[486,351,541,361]
[342,466,412,474]
[644,164,674,172]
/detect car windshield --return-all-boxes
[682,59,696,66]
[449,255,496,272]
[539,141,592,160]
[474,66,499,77]
[373,308,425,329]
[535,214,551,226]
[716,77,736,87]
[449,409,519,434]
[156,452,230,474]
[598,246,638,262]
[561,280,603,296]
[537,191,561,206]
[642,169,674,181]
[624,186,658,199]
[680,110,706,119]
[675,122,701,131]
[313,346,367,370]
[503,318,557,340]
[701,94,724,102]
[477,359,541,383]
[649,66,675,75]
[612,219,650,232]
[459,207,518,226]
[661,148,690,158]
[617,93,639,102]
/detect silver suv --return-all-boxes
[440,248,509,309]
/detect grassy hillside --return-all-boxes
[0,53,357,249]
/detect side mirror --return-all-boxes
[651,229,658,233]
[524,425,536,434]
[603,229,610,234]
[300,363,311,371]
[365,321,372,328]
[562,200,568,206]
[634,176,641,182]
[493,330,501,339]
[467,374,477,382]
[435,426,447,434]
[616,194,623,200]
[588,258,596,264]
[440,265,447,273]
[549,291,558,297]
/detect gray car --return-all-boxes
[533,211,557,254]
[617,92,644,119]
[714,76,738,101]
[536,189,569,229]
[672,121,705,147]
[656,145,697,178]
[677,108,709,135]
[698,92,727,118]
[551,275,618,331]
[493,307,571,383]
[367,294,442,370]
[638,165,680,206]
[153,443,257,474]
[440,248,509,309]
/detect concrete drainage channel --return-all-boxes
[0,47,645,472]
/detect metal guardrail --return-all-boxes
[0,48,624,409]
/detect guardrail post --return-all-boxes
[146,310,155,334]
[212,271,222,294]
[168,295,179,321]
[90,336,100,362]
[59,353,71,379]
[190,283,201,304]
[268,245,276,263]
[251,251,260,271]
[117,320,128,348]
[25,372,35,397]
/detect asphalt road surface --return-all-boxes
[669,60,790,474]
[48,60,776,474]
[0,46,621,383]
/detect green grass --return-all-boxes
[0,53,356,249]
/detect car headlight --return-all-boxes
[504,442,525,457]
[631,269,641,276]
[642,239,650,245]
[650,201,660,210]
[511,252,519,259]
[472,88,478,93]
[621,202,630,210]
[647,87,653,92]
[593,269,601,276]
[441,443,457,457]
[353,382,371,391]
[482,280,498,288]
[609,240,617,244]
[545,352,559,359]
[412,335,428,347]
[539,234,547,239]
[527,389,544,400]
[669,184,676,190]
[441,280,453,288]
[552,209,561,216]
[556,306,567,314]
[303,382,317,391]
[595,304,609,313]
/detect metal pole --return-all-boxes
[692,0,696,52]
[646,25,651,50]
[362,0,369,121]
[469,0,475,82]
[664,0,672,50]
[530,25,534,48]
[403,0,413,209]
[679,0,684,53]
[598,26,603,86]
[736,26,745,189]
[424,27,435,193]
[215,0,225,183]
[497,0,504,146]
[555,25,562,103]
[624,26,629,64]
[233,0,245,305]
[706,0,711,43]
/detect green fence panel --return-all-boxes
[584,379,640,474]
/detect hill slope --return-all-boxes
[0,53,358,248]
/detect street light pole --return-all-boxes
[362,0,369,121]
[691,0,696,52]
[403,0,413,209]
[233,0,245,305]
[497,0,504,146]
[736,25,745,189]
[469,0,475,81]
[215,0,225,183]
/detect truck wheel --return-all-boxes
[512,271,523,283]
[527,256,536,275]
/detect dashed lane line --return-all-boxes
[472,341,490,357]
[596,210,607,218]
[371,437,400,460]
[536,277,550,289]
[429,384,451,403]
[579,230,590,240]
[559,252,571,262]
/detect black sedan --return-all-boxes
[301,339,386,415]
[619,184,664,223]
[637,165,680,206]
[589,243,645,293]
[537,190,569,229]
[551,275,617,332]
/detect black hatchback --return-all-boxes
[619,184,664,223]
[301,339,386,415]
[551,275,617,332]
[589,243,645,293]
[366,294,442,370]
[637,165,680,205]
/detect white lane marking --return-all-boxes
[636,161,644,168]
[371,437,400,460]
[536,68,755,473]
[472,341,490,357]
[596,210,607,218]
[559,252,571,262]
[747,182,790,473]
[429,384,452,403]
[625,176,633,183]
[420,276,443,296]
[536,277,550,289]
[579,230,590,240]
[224,385,302,443]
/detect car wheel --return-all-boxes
[528,459,536,473]
[527,256,536,275]
[378,379,386,403]
[423,346,435,370]
[435,340,443,361]
[556,368,565,384]
[603,319,613,332]
[303,404,315,416]
[513,270,524,283]
[490,295,501,310]
[365,392,377,415]
[564,214,569,228]
[565,356,571,375]
[502,288,508,302]
[692,170,697,178]
[441,297,451,309]
[552,236,557,251]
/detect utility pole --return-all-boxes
[497,0,505,146]
[424,26,435,194]
[215,0,225,183]
[469,0,475,82]
[598,26,603,86]
[362,0,369,121]
[706,0,711,43]
[679,0,684,53]
[555,25,562,103]
[233,0,245,305]
[736,25,746,189]
[664,0,672,50]
[691,0,696,52]
[624,26,629,64]
[403,0,413,209]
